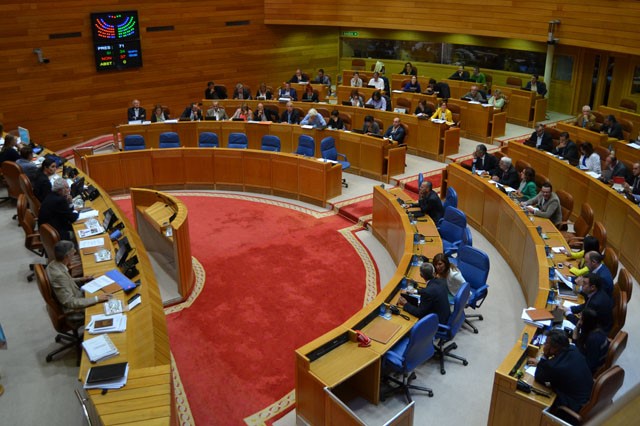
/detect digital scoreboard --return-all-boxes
[91,11,142,71]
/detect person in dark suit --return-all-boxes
[277,82,298,101]
[33,157,57,201]
[383,117,406,145]
[0,134,21,164]
[38,178,79,241]
[180,103,203,121]
[449,65,470,81]
[280,102,300,124]
[524,74,547,97]
[471,144,499,175]
[522,182,563,226]
[326,110,344,130]
[600,154,629,184]
[204,81,227,100]
[127,99,146,121]
[553,132,579,165]
[600,115,624,140]
[528,329,593,413]
[398,263,451,324]
[289,69,309,83]
[565,273,614,332]
[584,251,614,297]
[491,156,520,188]
[232,83,252,100]
[253,103,278,122]
[623,162,640,203]
[572,308,609,375]
[525,123,554,152]
[255,83,272,100]
[408,181,444,223]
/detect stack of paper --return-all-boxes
[104,299,124,315]
[77,222,105,239]
[82,334,119,363]
[84,362,129,390]
[87,313,127,334]
[78,209,99,220]
[81,275,115,293]
[78,237,105,249]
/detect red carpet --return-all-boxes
[401,171,443,195]
[115,194,371,424]
[338,197,373,224]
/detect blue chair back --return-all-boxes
[439,206,467,244]
[199,132,219,147]
[385,314,438,373]
[462,226,473,247]
[123,134,145,151]
[444,186,458,210]
[228,133,248,149]
[261,135,281,152]
[418,173,424,188]
[159,132,180,149]
[296,135,315,157]
[320,136,338,161]
[439,283,470,339]
[456,246,489,304]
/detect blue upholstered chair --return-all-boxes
[158,132,181,148]
[123,134,145,151]
[295,135,315,157]
[261,135,281,152]
[455,246,490,334]
[227,133,248,149]
[382,313,439,403]
[438,206,468,257]
[435,282,470,374]
[320,136,350,187]
[199,132,219,147]
[443,186,458,210]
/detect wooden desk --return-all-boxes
[295,186,442,425]
[493,85,546,128]
[130,189,194,303]
[390,74,433,92]
[555,122,608,148]
[85,148,342,207]
[611,139,640,164]
[341,70,374,87]
[72,167,173,425]
[289,82,329,101]
[597,105,640,141]
[389,91,438,113]
[448,99,506,143]
[336,85,381,104]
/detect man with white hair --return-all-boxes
[38,178,79,241]
[300,108,327,129]
[574,105,597,130]
[491,156,519,188]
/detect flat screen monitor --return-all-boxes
[102,208,116,230]
[115,237,131,267]
[90,11,142,71]
[70,177,85,199]
[18,127,30,145]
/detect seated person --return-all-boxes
[289,68,309,84]
[414,99,434,117]
[180,103,203,121]
[397,263,451,324]
[574,105,597,130]
[491,156,519,188]
[572,308,610,375]
[487,89,506,110]
[521,182,563,226]
[578,142,601,174]
[16,146,38,181]
[301,84,319,102]
[408,181,444,223]
[563,235,600,277]
[255,83,273,100]
[350,72,363,87]
[430,101,454,124]
[278,82,298,101]
[47,240,110,322]
[383,117,406,145]
[367,72,385,90]
[471,144,498,174]
[449,65,470,81]
[461,85,486,102]
[515,167,538,201]
[0,134,21,164]
[600,115,624,140]
[38,178,79,241]
[524,74,547,97]
[600,154,628,184]
[623,162,640,203]
[300,108,327,129]
[552,132,579,165]
[402,76,421,93]
[433,253,465,300]
[471,66,487,86]
[349,89,364,107]
[366,91,387,110]
[362,115,380,136]
[524,123,554,152]
[232,83,251,100]
[127,99,146,121]
[33,158,57,201]
[527,329,593,413]
[231,104,252,121]
[584,251,614,297]
[280,102,300,124]
[313,68,331,87]
[206,101,229,121]
[400,62,417,76]
[563,273,613,333]
[326,110,344,130]
[204,81,227,99]
[252,103,277,122]
[150,104,169,123]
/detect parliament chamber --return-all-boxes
[3,0,640,425]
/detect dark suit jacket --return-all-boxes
[525,80,548,97]
[33,171,52,202]
[496,165,520,188]
[525,131,554,152]
[38,191,79,240]
[278,88,298,101]
[232,88,252,100]
[383,125,406,145]
[280,109,300,124]
[473,153,499,175]
[255,90,272,100]
[204,87,227,100]
[593,264,614,297]
[180,107,203,121]
[535,346,593,412]
[553,140,579,165]
[449,70,470,81]
[601,122,624,140]
[403,278,451,324]
[411,190,444,223]
[253,109,278,122]
[127,107,146,121]
[569,289,613,332]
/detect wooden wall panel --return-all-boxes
[1,1,339,149]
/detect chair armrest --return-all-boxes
[556,220,570,231]
[554,406,582,425]
[337,152,348,162]
[567,236,584,249]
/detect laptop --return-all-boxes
[364,104,375,109]
[342,101,352,106]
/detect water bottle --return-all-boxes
[521,332,529,350]
[380,304,387,317]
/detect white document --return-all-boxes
[78,237,105,249]
[77,209,99,220]
[585,171,601,179]
[628,142,640,149]
[562,300,579,309]
[77,224,105,239]
[551,246,566,254]
[87,313,127,334]
[82,334,119,363]
[81,275,115,293]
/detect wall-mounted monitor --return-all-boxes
[90,11,142,71]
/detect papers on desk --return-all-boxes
[522,308,552,328]
[104,299,125,316]
[556,271,578,300]
[562,300,579,309]
[496,183,517,193]
[164,119,178,123]
[524,365,537,376]
[77,209,99,220]
[392,90,404,93]
[128,120,142,125]
[585,171,601,179]
[317,158,339,164]
[468,100,481,104]
[300,124,314,129]
[551,246,566,254]
[82,275,115,293]
[84,362,129,390]
[78,237,105,249]
[481,103,493,108]
[82,334,119,363]
[77,223,105,239]
[430,118,446,124]
[628,142,640,149]
[87,313,127,334]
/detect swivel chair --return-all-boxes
[198,132,219,148]
[227,133,248,149]
[123,134,145,151]
[438,206,468,256]
[260,135,281,152]
[320,136,350,187]
[295,135,315,157]
[442,186,458,210]
[158,132,181,149]
[616,268,632,302]
[455,246,490,333]
[19,173,41,217]
[435,283,470,374]
[594,331,627,379]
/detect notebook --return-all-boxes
[86,362,128,384]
